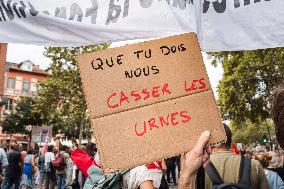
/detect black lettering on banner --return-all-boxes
[203,0,210,13]
[69,3,83,21]
[28,1,38,16]
[18,1,27,18]
[123,0,129,17]
[85,0,98,24]
[140,0,153,8]
[106,0,121,25]
[0,0,14,20]
[12,1,21,18]
[254,0,271,3]
[0,3,6,21]
[204,0,271,13]
[244,0,250,6]
[172,0,186,9]
[234,0,240,8]
[55,7,67,19]
[212,0,226,13]
[203,0,226,13]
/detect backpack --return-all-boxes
[71,149,128,189]
[44,161,55,173]
[205,156,252,189]
[83,165,128,189]
[52,154,66,170]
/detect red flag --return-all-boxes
[71,149,101,177]
[231,143,239,155]
[41,129,50,154]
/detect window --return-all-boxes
[5,99,13,111]
[23,80,30,92]
[27,65,32,71]
[7,78,15,89]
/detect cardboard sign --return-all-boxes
[78,33,226,173]
[31,126,52,143]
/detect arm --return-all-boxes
[31,155,35,167]
[139,180,155,189]
[179,173,196,189]
[161,159,167,172]
[256,163,270,189]
[178,131,211,189]
[0,149,8,167]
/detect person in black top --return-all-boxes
[2,142,21,189]
[165,157,177,185]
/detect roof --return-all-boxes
[6,60,49,76]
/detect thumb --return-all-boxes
[193,131,211,153]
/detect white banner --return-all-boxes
[201,0,284,51]
[0,0,283,52]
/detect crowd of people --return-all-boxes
[0,124,282,189]
[0,140,182,189]
[0,86,282,189]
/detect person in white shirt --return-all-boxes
[44,145,56,189]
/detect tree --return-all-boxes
[231,120,275,145]
[33,44,108,139]
[2,97,42,134]
[208,48,284,124]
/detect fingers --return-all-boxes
[202,149,210,167]
[192,131,211,153]
[206,147,212,155]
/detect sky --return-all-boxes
[6,43,223,96]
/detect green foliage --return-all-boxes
[231,120,274,145]
[208,48,284,124]
[33,44,108,138]
[2,97,42,134]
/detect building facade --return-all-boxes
[0,44,7,98]
[2,60,48,116]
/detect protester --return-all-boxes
[35,151,45,186]
[203,124,270,189]
[165,157,177,185]
[0,145,8,188]
[44,145,56,189]
[55,145,69,189]
[22,149,35,189]
[17,143,23,152]
[65,154,77,189]
[254,152,284,189]
[147,160,167,188]
[271,85,284,149]
[245,150,254,159]
[2,142,22,189]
